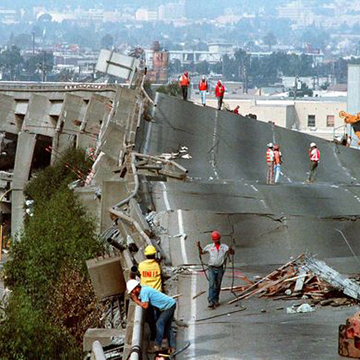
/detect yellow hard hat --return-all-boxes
[144,245,156,256]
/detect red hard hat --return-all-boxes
[184,70,188,75]
[211,231,221,241]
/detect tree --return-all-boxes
[12,33,33,49]
[263,32,277,51]
[24,51,54,78]
[0,148,105,358]
[195,61,210,75]
[0,46,24,81]
[100,34,114,50]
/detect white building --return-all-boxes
[158,2,185,21]
[135,8,158,22]
[205,97,347,141]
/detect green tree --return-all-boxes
[0,46,23,80]
[263,31,277,51]
[24,51,54,77]
[100,34,114,49]
[195,60,210,75]
[0,148,105,358]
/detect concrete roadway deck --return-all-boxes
[136,94,360,359]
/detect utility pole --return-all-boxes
[42,51,46,82]
[32,32,35,55]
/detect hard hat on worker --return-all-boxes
[310,142,316,147]
[127,279,140,294]
[211,231,221,241]
[267,143,273,148]
[144,245,156,256]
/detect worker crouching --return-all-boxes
[138,245,163,345]
[127,279,176,354]
[197,231,234,309]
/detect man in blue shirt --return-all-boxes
[127,279,176,353]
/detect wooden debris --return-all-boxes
[226,254,359,308]
[192,291,206,300]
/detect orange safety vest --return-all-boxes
[274,150,282,164]
[266,148,274,163]
[180,75,190,86]
[199,80,208,91]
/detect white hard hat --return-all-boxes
[310,142,316,147]
[127,279,140,294]
[267,143,273,148]
[202,75,206,80]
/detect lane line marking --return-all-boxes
[177,209,188,264]
[250,184,258,192]
[160,182,171,211]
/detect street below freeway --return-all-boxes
[136,94,360,359]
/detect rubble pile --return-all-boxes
[228,254,360,307]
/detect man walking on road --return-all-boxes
[273,144,283,184]
[198,75,208,106]
[127,279,176,353]
[266,143,274,184]
[197,231,234,309]
[179,71,190,101]
[307,142,320,183]
[215,80,225,110]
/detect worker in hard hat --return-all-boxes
[138,245,162,291]
[138,245,162,346]
[273,144,283,184]
[127,279,176,354]
[266,143,274,184]
[197,231,234,309]
[198,75,208,106]
[307,142,320,183]
[215,80,225,110]
[179,70,190,101]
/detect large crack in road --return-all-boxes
[136,94,360,359]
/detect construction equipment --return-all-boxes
[339,111,360,146]
[339,312,360,358]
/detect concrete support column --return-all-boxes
[11,132,36,237]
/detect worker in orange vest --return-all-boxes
[215,80,225,110]
[307,142,320,183]
[273,144,283,184]
[198,75,208,106]
[266,143,274,184]
[179,71,190,101]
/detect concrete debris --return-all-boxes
[287,303,315,314]
[159,145,191,161]
[229,254,360,308]
[173,233,187,239]
[145,211,167,235]
[181,154,192,159]
[302,254,360,301]
[297,303,315,313]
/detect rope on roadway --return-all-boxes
[198,251,209,281]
